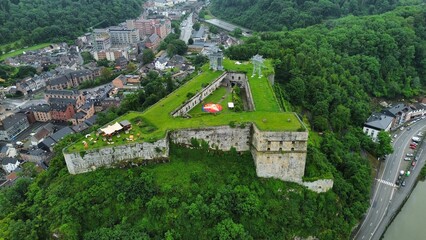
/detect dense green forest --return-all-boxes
[225,5,426,131]
[210,0,423,31]
[1,5,423,240]
[0,0,144,49]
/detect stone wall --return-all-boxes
[170,125,251,151]
[171,72,227,117]
[64,138,169,174]
[251,125,308,183]
[302,179,334,193]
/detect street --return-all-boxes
[179,13,193,44]
[354,118,426,240]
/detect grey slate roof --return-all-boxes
[40,137,56,149]
[382,103,408,117]
[364,113,394,130]
[45,89,79,96]
[85,115,98,126]
[50,127,75,142]
[49,75,69,86]
[2,157,18,165]
[120,120,131,127]
[0,113,27,130]
[31,104,51,113]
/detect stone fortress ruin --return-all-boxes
[63,56,333,193]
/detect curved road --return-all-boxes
[354,118,426,240]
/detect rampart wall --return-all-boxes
[170,125,251,151]
[171,72,227,117]
[64,138,169,174]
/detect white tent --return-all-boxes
[100,122,123,135]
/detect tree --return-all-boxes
[188,38,194,45]
[215,219,252,240]
[193,22,201,31]
[142,49,155,65]
[232,28,242,38]
[209,25,219,34]
[100,68,112,81]
[376,131,393,158]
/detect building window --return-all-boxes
[267,141,271,145]
[292,141,295,144]
[267,148,270,151]
[291,148,294,151]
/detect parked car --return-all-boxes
[396,180,401,186]
[402,181,406,187]
[410,146,417,149]
[406,153,414,157]
[415,157,419,161]
[412,161,416,167]
[404,157,411,161]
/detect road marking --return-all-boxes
[370,222,373,226]
[381,198,383,202]
[376,178,398,188]
[376,210,379,214]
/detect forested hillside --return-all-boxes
[210,0,422,31]
[225,6,426,131]
[0,6,424,240]
[0,0,143,47]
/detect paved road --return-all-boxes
[180,13,193,44]
[354,119,426,240]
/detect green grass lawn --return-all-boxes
[66,59,304,153]
[0,43,52,61]
[188,86,234,116]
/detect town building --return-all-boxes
[39,127,75,152]
[1,157,20,173]
[108,27,140,46]
[145,33,161,50]
[363,113,393,141]
[45,89,86,108]
[47,69,95,90]
[20,148,53,163]
[30,104,52,122]
[49,103,76,122]
[0,113,30,141]
[30,123,55,146]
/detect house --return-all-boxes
[0,113,30,141]
[115,56,128,70]
[192,26,206,42]
[363,113,394,141]
[30,123,55,146]
[155,54,169,70]
[112,75,128,88]
[38,127,75,152]
[70,103,95,125]
[20,148,53,163]
[72,122,90,132]
[381,103,409,127]
[1,157,20,173]
[145,33,161,50]
[405,103,426,121]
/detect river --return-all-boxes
[383,180,426,240]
